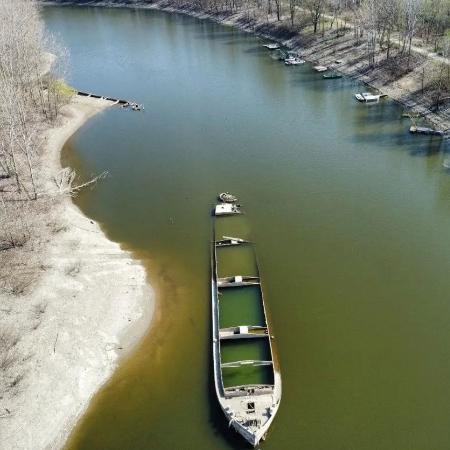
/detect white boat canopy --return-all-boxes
[215,203,240,215]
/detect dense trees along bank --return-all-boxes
[0,0,70,385]
[0,0,69,202]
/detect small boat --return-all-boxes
[218,192,238,203]
[211,198,281,447]
[354,92,382,103]
[409,125,444,136]
[313,65,328,72]
[323,71,342,79]
[443,158,450,169]
[214,203,241,216]
[284,56,305,66]
[263,43,280,50]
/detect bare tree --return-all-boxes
[328,0,342,30]
[430,35,450,111]
[289,0,298,26]
[273,0,281,20]
[378,0,400,59]
[0,0,72,263]
[303,0,326,34]
[401,0,423,67]
[360,0,378,66]
[0,0,70,204]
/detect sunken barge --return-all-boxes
[211,194,281,447]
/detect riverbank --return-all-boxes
[0,95,154,450]
[42,0,450,132]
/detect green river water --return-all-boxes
[43,5,450,449]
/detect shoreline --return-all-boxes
[42,0,450,132]
[0,95,155,450]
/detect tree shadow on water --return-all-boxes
[348,127,444,157]
[409,139,443,157]
[194,29,236,40]
[289,74,352,93]
[244,46,268,56]
[351,104,406,126]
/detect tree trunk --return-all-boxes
[386,28,391,59]
[407,35,413,69]
[289,0,295,26]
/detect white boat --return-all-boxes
[214,203,241,216]
[263,43,280,50]
[313,65,328,72]
[409,125,444,136]
[354,92,381,102]
[284,56,305,66]
[211,200,281,447]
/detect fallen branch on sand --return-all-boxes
[52,167,108,197]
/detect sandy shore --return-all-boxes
[0,96,154,450]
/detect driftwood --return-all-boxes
[53,167,108,197]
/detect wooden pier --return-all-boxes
[77,91,143,111]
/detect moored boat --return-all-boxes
[409,125,444,136]
[263,43,280,50]
[284,56,305,66]
[218,192,238,203]
[314,65,328,72]
[211,198,281,447]
[355,92,383,102]
[215,203,241,216]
